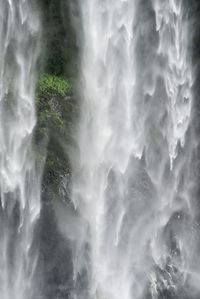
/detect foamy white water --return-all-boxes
[0,1,41,298]
[64,0,200,299]
[153,0,193,167]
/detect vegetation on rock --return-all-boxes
[34,73,77,200]
[38,74,72,98]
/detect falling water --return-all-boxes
[69,0,200,299]
[0,1,41,298]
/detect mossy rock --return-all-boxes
[34,74,76,140]
[34,74,78,200]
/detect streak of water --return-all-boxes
[153,0,193,167]
[0,1,41,298]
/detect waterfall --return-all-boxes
[70,0,200,299]
[0,1,41,298]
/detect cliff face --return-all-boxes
[34,75,78,298]
[33,2,78,293]
[36,0,78,202]
[40,0,78,78]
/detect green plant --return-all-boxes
[38,74,72,98]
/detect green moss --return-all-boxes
[34,74,73,141]
[38,74,72,98]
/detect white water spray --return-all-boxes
[63,0,200,299]
[153,0,193,167]
[0,1,41,298]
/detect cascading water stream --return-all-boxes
[152,0,193,167]
[69,0,200,298]
[0,1,41,298]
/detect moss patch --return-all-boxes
[38,74,72,98]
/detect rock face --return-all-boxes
[31,2,79,296]
[34,74,78,298]
[41,0,78,78]
[34,1,79,295]
[35,74,77,196]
